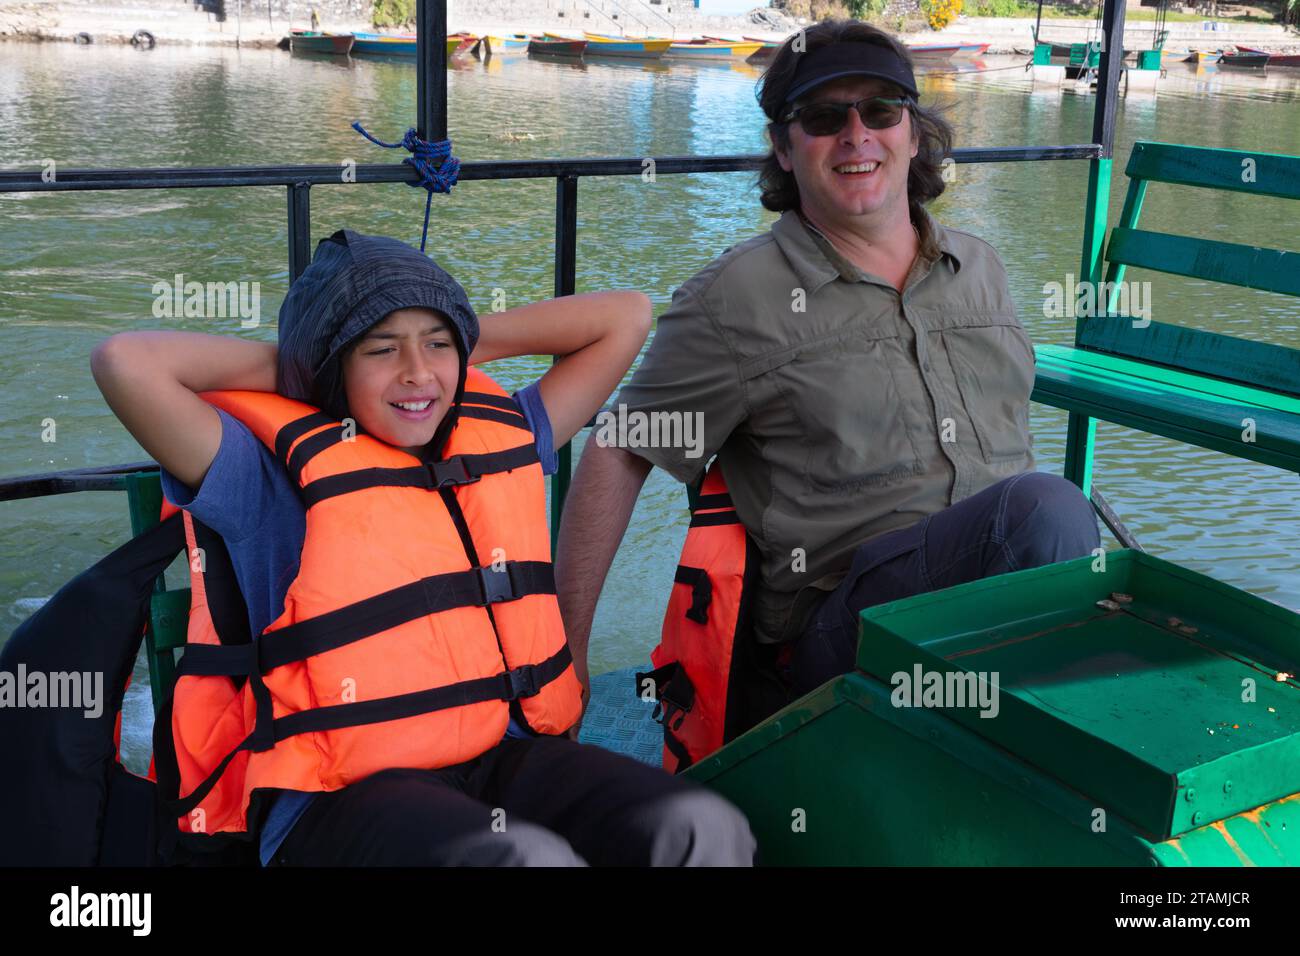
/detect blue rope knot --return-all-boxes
[352,121,461,252]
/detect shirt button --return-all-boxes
[922,361,931,372]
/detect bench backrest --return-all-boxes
[1080,141,1300,396]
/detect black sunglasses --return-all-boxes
[780,96,911,137]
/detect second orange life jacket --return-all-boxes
[638,463,789,772]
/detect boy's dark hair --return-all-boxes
[275,230,479,459]
[755,20,954,223]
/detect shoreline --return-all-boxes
[1,2,1296,54]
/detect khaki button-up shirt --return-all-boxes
[614,208,1036,643]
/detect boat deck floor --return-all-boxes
[576,665,663,767]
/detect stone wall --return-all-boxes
[0,0,375,45]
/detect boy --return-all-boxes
[92,229,755,866]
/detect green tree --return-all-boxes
[848,0,889,17]
[373,0,415,28]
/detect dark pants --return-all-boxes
[270,735,755,866]
[789,471,1101,697]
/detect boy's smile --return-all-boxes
[341,307,461,455]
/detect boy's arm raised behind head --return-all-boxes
[91,331,278,492]
[470,291,652,447]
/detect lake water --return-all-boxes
[2,41,1299,745]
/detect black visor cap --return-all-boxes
[782,41,920,106]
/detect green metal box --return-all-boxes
[688,551,1300,865]
[1137,48,1162,70]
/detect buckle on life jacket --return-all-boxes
[477,564,518,604]
[686,574,712,625]
[673,565,713,625]
[501,663,541,700]
[427,456,481,488]
[636,662,695,732]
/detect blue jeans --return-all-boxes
[788,471,1101,697]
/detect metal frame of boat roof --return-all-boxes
[0,0,1129,525]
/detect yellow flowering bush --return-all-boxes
[920,0,963,30]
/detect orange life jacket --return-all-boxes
[639,464,788,773]
[154,369,583,837]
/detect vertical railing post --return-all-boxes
[1065,0,1126,496]
[416,0,448,143]
[287,182,311,282]
[550,174,579,548]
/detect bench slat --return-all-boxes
[1076,317,1300,398]
[1106,227,1300,297]
[1126,141,1300,201]
[1037,344,1300,414]
[1033,346,1300,473]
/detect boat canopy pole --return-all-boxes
[417,0,448,143]
[1064,0,1126,495]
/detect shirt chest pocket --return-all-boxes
[742,334,924,494]
[938,318,1036,464]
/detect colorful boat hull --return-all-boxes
[529,38,587,58]
[907,42,990,62]
[288,30,354,55]
[1218,50,1269,68]
[576,33,672,58]
[350,32,471,59]
[1236,45,1300,67]
[483,34,532,52]
[665,40,763,60]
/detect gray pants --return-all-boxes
[789,471,1101,696]
[270,735,755,866]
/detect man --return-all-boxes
[556,20,1100,717]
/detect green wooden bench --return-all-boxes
[1032,141,1300,490]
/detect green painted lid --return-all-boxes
[856,550,1300,840]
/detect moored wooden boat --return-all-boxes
[907,41,990,63]
[577,32,672,59]
[665,40,762,60]
[350,32,473,59]
[288,30,354,55]
[738,36,780,61]
[351,31,417,56]
[1235,44,1300,67]
[482,34,532,53]
[1218,48,1269,69]
[529,37,587,58]
[1183,49,1222,64]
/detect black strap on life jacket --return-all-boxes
[273,411,335,465]
[673,565,713,625]
[693,492,733,511]
[689,508,740,528]
[461,390,523,414]
[161,643,572,820]
[299,444,541,507]
[284,410,533,483]
[457,403,528,430]
[176,560,555,674]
